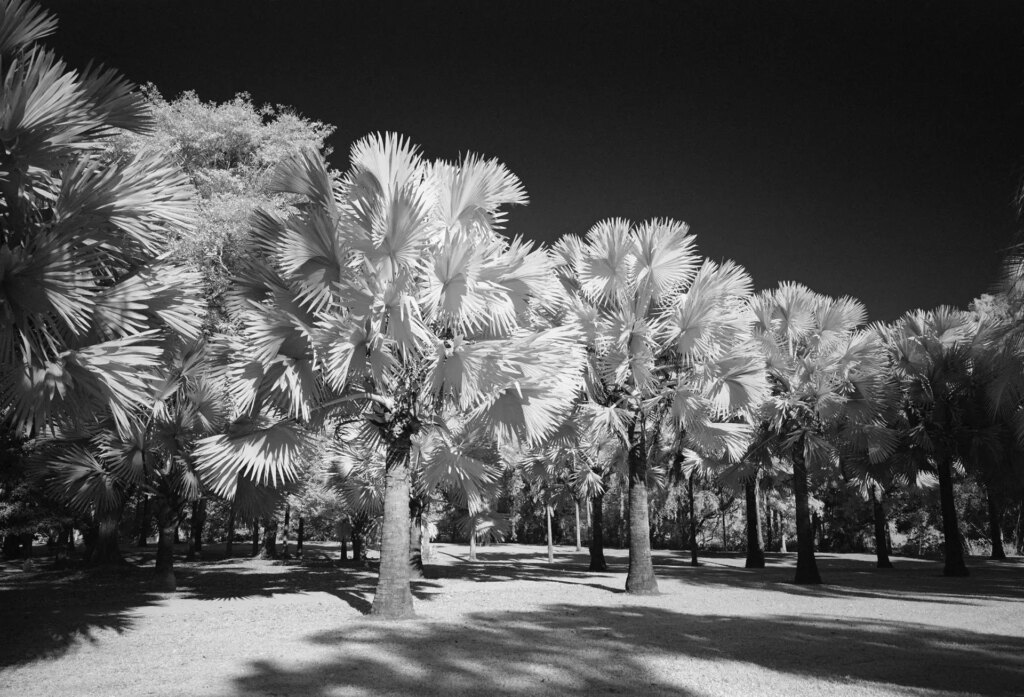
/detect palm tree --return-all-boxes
[553,219,767,594]
[875,307,1011,577]
[750,283,892,584]
[220,135,583,617]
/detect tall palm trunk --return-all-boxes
[589,492,608,571]
[987,489,1006,560]
[936,456,968,576]
[688,471,699,566]
[744,478,765,568]
[89,511,122,566]
[371,436,415,618]
[792,440,821,584]
[259,516,278,559]
[251,520,259,556]
[154,499,178,591]
[135,497,151,547]
[468,527,477,561]
[546,504,554,564]
[870,485,893,568]
[574,499,582,552]
[225,505,236,558]
[187,499,206,560]
[625,425,658,594]
[297,517,304,557]
[420,511,432,564]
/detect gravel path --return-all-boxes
[2,544,1022,696]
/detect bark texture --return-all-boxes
[89,511,122,566]
[371,439,415,618]
[588,492,608,571]
[625,428,658,594]
[870,485,893,568]
[688,472,699,566]
[154,501,178,592]
[744,478,765,569]
[936,456,969,576]
[987,490,1006,560]
[792,441,821,584]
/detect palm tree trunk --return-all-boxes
[792,440,821,584]
[187,499,206,560]
[625,426,658,595]
[280,502,291,557]
[89,511,122,566]
[225,505,236,558]
[135,497,151,547]
[589,492,608,571]
[688,471,699,566]
[154,500,178,592]
[297,517,304,557]
[421,511,432,563]
[251,520,259,556]
[371,438,415,618]
[936,456,969,576]
[546,505,554,563]
[468,527,477,561]
[870,485,893,568]
[574,499,582,552]
[744,478,765,568]
[409,499,424,578]
[259,516,278,559]
[987,489,1006,560]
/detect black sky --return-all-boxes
[40,0,1024,321]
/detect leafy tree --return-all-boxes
[553,219,766,593]
[206,134,583,617]
[749,283,892,584]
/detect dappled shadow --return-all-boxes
[229,603,1024,696]
[0,564,158,667]
[177,562,442,614]
[426,546,1024,606]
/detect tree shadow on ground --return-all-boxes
[0,551,439,666]
[436,546,1024,605]
[229,603,1024,697]
[0,564,156,667]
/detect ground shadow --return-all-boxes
[0,564,157,667]
[229,603,1024,697]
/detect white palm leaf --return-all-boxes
[770,282,818,344]
[430,152,528,232]
[193,416,312,498]
[416,427,500,513]
[699,349,770,418]
[54,149,196,258]
[579,218,635,305]
[90,265,204,341]
[0,232,95,357]
[266,148,337,212]
[0,0,58,55]
[495,236,563,313]
[93,424,151,487]
[631,218,698,307]
[661,259,753,363]
[37,443,123,515]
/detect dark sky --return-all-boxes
[41,0,1024,321]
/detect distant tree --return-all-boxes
[553,220,767,593]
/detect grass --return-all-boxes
[1,543,1022,696]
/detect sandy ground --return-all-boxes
[1,543,1023,697]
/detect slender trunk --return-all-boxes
[187,499,206,560]
[625,423,659,594]
[297,517,304,557]
[589,492,608,571]
[371,437,415,619]
[352,525,363,564]
[574,500,582,552]
[281,502,291,557]
[780,510,788,553]
[154,500,178,591]
[409,500,424,578]
[259,516,278,559]
[688,471,699,566]
[468,527,477,561]
[722,507,728,552]
[792,439,821,584]
[870,485,893,568]
[135,497,151,547]
[421,511,432,563]
[89,511,122,566]
[225,505,236,558]
[936,456,969,576]
[340,539,348,562]
[251,520,259,556]
[744,478,765,568]
[987,489,1006,560]
[546,505,554,564]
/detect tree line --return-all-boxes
[2,0,1023,619]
